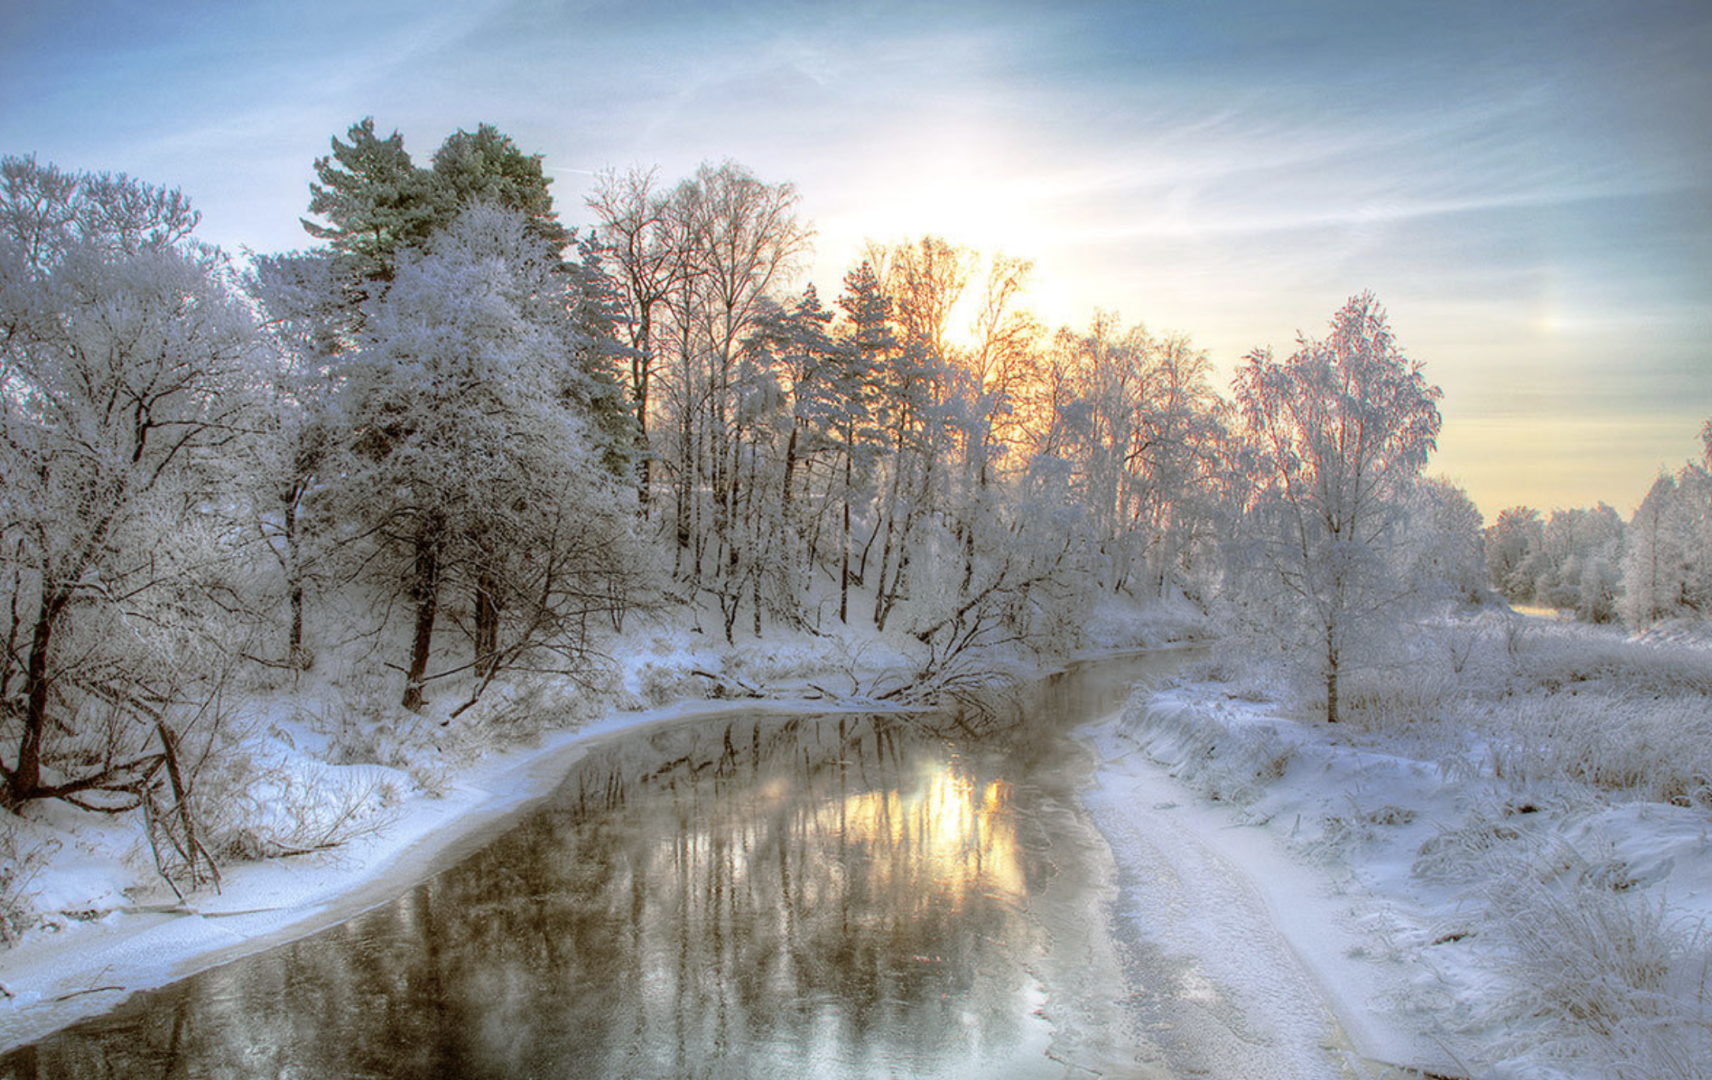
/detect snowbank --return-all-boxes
[1090,620,1712,1079]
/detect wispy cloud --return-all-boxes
[2,0,1707,514]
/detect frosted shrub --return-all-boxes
[1181,640,1287,704]
[1339,664,1461,737]
[0,820,52,946]
[1487,864,1712,1077]
[200,764,399,861]
[635,661,711,707]
[1411,797,1569,884]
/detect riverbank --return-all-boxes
[1090,616,1712,1080]
[0,692,906,1051]
[0,597,1208,1052]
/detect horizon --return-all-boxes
[4,0,1708,519]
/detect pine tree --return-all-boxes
[432,123,569,251]
[302,118,447,285]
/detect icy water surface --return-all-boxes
[1,653,1189,1079]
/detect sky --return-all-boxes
[2,0,1708,518]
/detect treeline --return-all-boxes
[1484,426,1712,628]
[8,116,1693,833]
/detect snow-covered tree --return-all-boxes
[1531,504,1624,621]
[324,205,634,712]
[245,249,349,670]
[649,161,811,631]
[1403,477,1488,606]
[1230,292,1442,723]
[1485,506,1545,605]
[1033,315,1227,602]
[1621,453,1711,630]
[1,157,261,821]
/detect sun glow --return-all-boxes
[824,763,1023,910]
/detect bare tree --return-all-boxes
[587,166,679,509]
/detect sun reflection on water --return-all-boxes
[826,762,1024,911]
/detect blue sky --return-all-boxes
[3,0,1708,516]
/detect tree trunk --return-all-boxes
[474,568,500,676]
[635,310,653,517]
[1324,626,1340,724]
[284,489,308,670]
[402,534,441,713]
[840,453,853,625]
[5,589,60,806]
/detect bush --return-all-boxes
[1486,852,1712,1078]
[0,818,52,946]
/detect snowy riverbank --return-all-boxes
[1090,619,1712,1080]
[0,597,1207,1052]
[0,689,905,1051]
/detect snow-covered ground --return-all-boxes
[1090,616,1712,1080]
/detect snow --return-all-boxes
[1088,648,1712,1079]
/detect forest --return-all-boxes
[2,118,1709,860]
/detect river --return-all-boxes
[1,651,1195,1079]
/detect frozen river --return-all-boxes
[1,651,1354,1079]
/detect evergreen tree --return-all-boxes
[432,123,569,251]
[302,118,447,286]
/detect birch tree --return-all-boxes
[1231,292,1442,723]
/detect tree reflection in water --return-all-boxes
[2,656,1177,1079]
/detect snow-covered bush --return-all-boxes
[1484,848,1712,1078]
[1337,663,1463,738]
[197,760,400,861]
[634,661,713,707]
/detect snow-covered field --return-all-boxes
[1093,614,1712,1080]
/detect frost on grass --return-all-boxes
[0,817,54,946]
[1483,847,1712,1079]
[1123,614,1712,1078]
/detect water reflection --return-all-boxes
[1,654,1182,1079]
